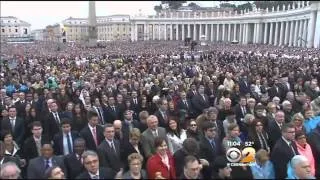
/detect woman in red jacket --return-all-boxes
[146,137,176,179]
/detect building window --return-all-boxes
[9,29,11,32]
[15,29,18,33]
[1,29,4,33]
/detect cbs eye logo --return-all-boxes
[226,147,256,163]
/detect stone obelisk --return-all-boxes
[87,1,97,47]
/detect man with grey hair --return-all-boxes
[76,150,116,179]
[287,155,315,179]
[0,162,21,179]
[282,100,294,123]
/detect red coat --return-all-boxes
[147,151,176,179]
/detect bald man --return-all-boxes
[140,115,167,158]
[113,120,123,142]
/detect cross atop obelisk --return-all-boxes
[87,1,97,47]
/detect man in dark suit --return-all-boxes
[130,91,140,116]
[186,84,197,99]
[199,121,223,179]
[92,97,106,125]
[80,110,104,151]
[239,75,251,95]
[103,96,120,124]
[1,106,25,146]
[267,111,285,148]
[191,85,210,117]
[179,155,203,179]
[44,101,65,141]
[176,91,194,119]
[233,96,249,122]
[76,150,116,179]
[97,124,123,172]
[271,123,299,179]
[23,121,50,162]
[268,82,282,99]
[53,119,79,155]
[154,98,170,128]
[64,138,86,179]
[27,143,67,179]
[14,92,27,118]
[121,110,141,144]
[141,115,167,158]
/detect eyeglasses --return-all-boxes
[190,124,197,127]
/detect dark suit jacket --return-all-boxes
[76,165,116,179]
[120,141,145,171]
[53,131,79,155]
[270,137,299,179]
[27,155,66,179]
[267,120,282,148]
[121,120,141,144]
[97,139,122,172]
[268,85,281,99]
[191,94,210,117]
[239,80,251,95]
[1,117,25,146]
[79,125,104,151]
[22,135,50,162]
[44,112,65,141]
[14,100,27,118]
[199,136,223,179]
[154,110,169,128]
[103,105,120,124]
[64,153,85,179]
[176,98,194,117]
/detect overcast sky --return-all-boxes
[1,1,249,30]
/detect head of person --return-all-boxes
[304,109,314,119]
[128,153,144,175]
[72,137,86,155]
[183,155,201,179]
[272,97,280,105]
[159,98,168,111]
[267,102,277,113]
[1,109,8,118]
[139,111,149,124]
[0,141,4,159]
[167,117,181,132]
[247,98,256,108]
[244,114,255,125]
[275,111,285,124]
[292,113,304,127]
[129,128,141,146]
[188,119,198,133]
[252,119,265,133]
[82,150,99,175]
[281,123,296,141]
[8,107,17,118]
[182,138,199,156]
[154,137,168,156]
[60,119,72,134]
[87,110,99,127]
[1,130,14,146]
[0,162,21,179]
[255,149,269,166]
[290,155,313,179]
[225,110,236,122]
[295,131,307,147]
[44,166,65,179]
[239,96,247,106]
[213,156,232,178]
[147,115,158,130]
[31,121,43,138]
[104,124,115,141]
[202,121,217,140]
[227,123,240,138]
[50,102,59,112]
[207,107,218,121]
[41,143,54,159]
[282,100,292,112]
[124,110,133,121]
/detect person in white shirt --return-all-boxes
[166,118,187,154]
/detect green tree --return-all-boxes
[220,2,237,9]
[235,2,252,13]
[188,2,200,9]
[161,1,186,9]
[154,4,163,12]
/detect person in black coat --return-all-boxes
[43,101,65,141]
[121,110,141,144]
[191,85,210,117]
[270,123,299,179]
[179,155,203,179]
[64,138,86,179]
[79,110,104,151]
[76,150,116,179]
[52,119,79,155]
[96,124,123,172]
[211,156,232,179]
[186,120,201,141]
[267,111,285,149]
[247,119,271,153]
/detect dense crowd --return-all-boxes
[0,40,320,179]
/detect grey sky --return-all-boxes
[1,1,250,30]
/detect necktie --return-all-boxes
[163,112,168,123]
[45,159,50,169]
[290,143,296,155]
[92,128,98,146]
[258,133,265,149]
[202,95,206,102]
[153,130,158,137]
[54,113,60,124]
[66,133,73,154]
[134,99,137,104]
[184,100,188,108]
[10,119,15,131]
[97,108,104,124]
[112,106,115,112]
[242,107,246,115]
[111,141,117,155]
[92,175,99,179]
[210,140,215,150]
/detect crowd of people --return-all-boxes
[0,40,320,179]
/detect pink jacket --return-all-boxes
[295,141,315,176]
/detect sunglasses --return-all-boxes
[190,124,197,127]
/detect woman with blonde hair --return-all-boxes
[123,153,148,179]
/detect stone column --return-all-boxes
[228,24,231,42]
[216,24,219,41]
[164,24,167,40]
[307,10,316,48]
[269,22,273,44]
[188,24,191,38]
[205,24,208,41]
[244,23,248,44]
[233,24,237,41]
[313,9,320,48]
[298,20,303,46]
[293,20,299,46]
[146,23,149,40]
[211,24,214,41]
[158,23,161,40]
[88,1,97,46]
[289,21,294,46]
[199,24,202,39]
[135,23,138,41]
[253,23,257,43]
[144,23,147,40]
[279,21,284,46]
[274,22,279,46]
[303,19,308,47]
[152,24,155,40]
[170,24,173,40]
[222,24,225,42]
[264,23,268,44]
[239,24,243,43]
[182,24,185,40]
[284,21,289,45]
[176,24,179,40]
[193,23,196,40]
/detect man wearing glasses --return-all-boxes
[271,123,299,179]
